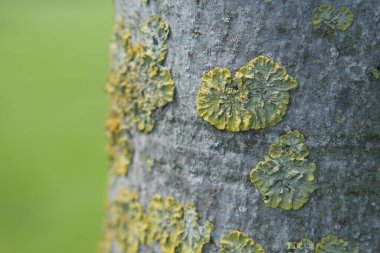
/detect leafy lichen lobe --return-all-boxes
[312,4,354,32]
[197,56,297,132]
[147,195,184,253]
[250,130,318,210]
[316,235,348,253]
[220,231,265,253]
[179,204,214,253]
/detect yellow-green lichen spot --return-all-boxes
[316,235,348,253]
[312,4,354,32]
[98,188,147,253]
[287,239,315,253]
[106,16,175,133]
[110,188,148,253]
[250,131,318,210]
[371,68,380,80]
[178,203,214,253]
[105,111,134,176]
[147,195,184,253]
[197,56,297,132]
[220,231,265,253]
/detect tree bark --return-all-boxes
[101,0,380,252]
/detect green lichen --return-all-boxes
[147,195,184,253]
[99,188,147,253]
[250,131,318,210]
[141,0,149,5]
[197,56,297,132]
[312,4,354,32]
[220,231,265,253]
[371,68,380,80]
[316,235,348,253]
[178,204,214,253]
[287,239,315,253]
[106,16,175,134]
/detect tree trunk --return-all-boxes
[99,0,380,252]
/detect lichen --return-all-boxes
[315,235,348,253]
[220,231,265,253]
[287,239,315,253]
[98,188,147,253]
[105,111,134,176]
[250,130,318,210]
[197,56,297,132]
[147,195,184,253]
[178,204,214,253]
[371,68,380,80]
[106,16,175,134]
[312,4,354,32]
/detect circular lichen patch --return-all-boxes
[220,231,265,253]
[316,235,348,253]
[250,131,318,210]
[312,4,354,32]
[197,56,297,132]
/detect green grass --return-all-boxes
[0,1,113,252]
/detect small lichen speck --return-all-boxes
[196,56,297,132]
[312,4,354,32]
[371,68,380,80]
[315,235,348,253]
[220,231,266,253]
[250,130,318,210]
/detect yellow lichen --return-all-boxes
[100,188,147,253]
[287,239,315,253]
[106,16,174,134]
[220,231,266,253]
[147,195,184,253]
[197,56,297,132]
[312,4,354,32]
[178,203,214,253]
[316,235,348,253]
[250,131,318,210]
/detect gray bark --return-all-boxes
[109,0,379,252]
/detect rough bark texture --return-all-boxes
[108,0,379,252]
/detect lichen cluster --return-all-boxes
[312,4,354,32]
[371,68,380,80]
[105,16,174,175]
[147,195,214,253]
[99,189,214,253]
[288,236,348,253]
[98,188,147,253]
[220,231,265,253]
[287,239,315,253]
[197,56,297,132]
[106,16,174,133]
[250,130,318,210]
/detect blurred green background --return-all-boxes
[0,1,113,252]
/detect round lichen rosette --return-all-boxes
[197,56,297,132]
[312,4,354,32]
[250,131,318,210]
[220,231,265,253]
[315,235,348,253]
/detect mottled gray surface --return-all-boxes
[109,0,380,252]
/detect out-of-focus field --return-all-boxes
[0,1,112,252]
